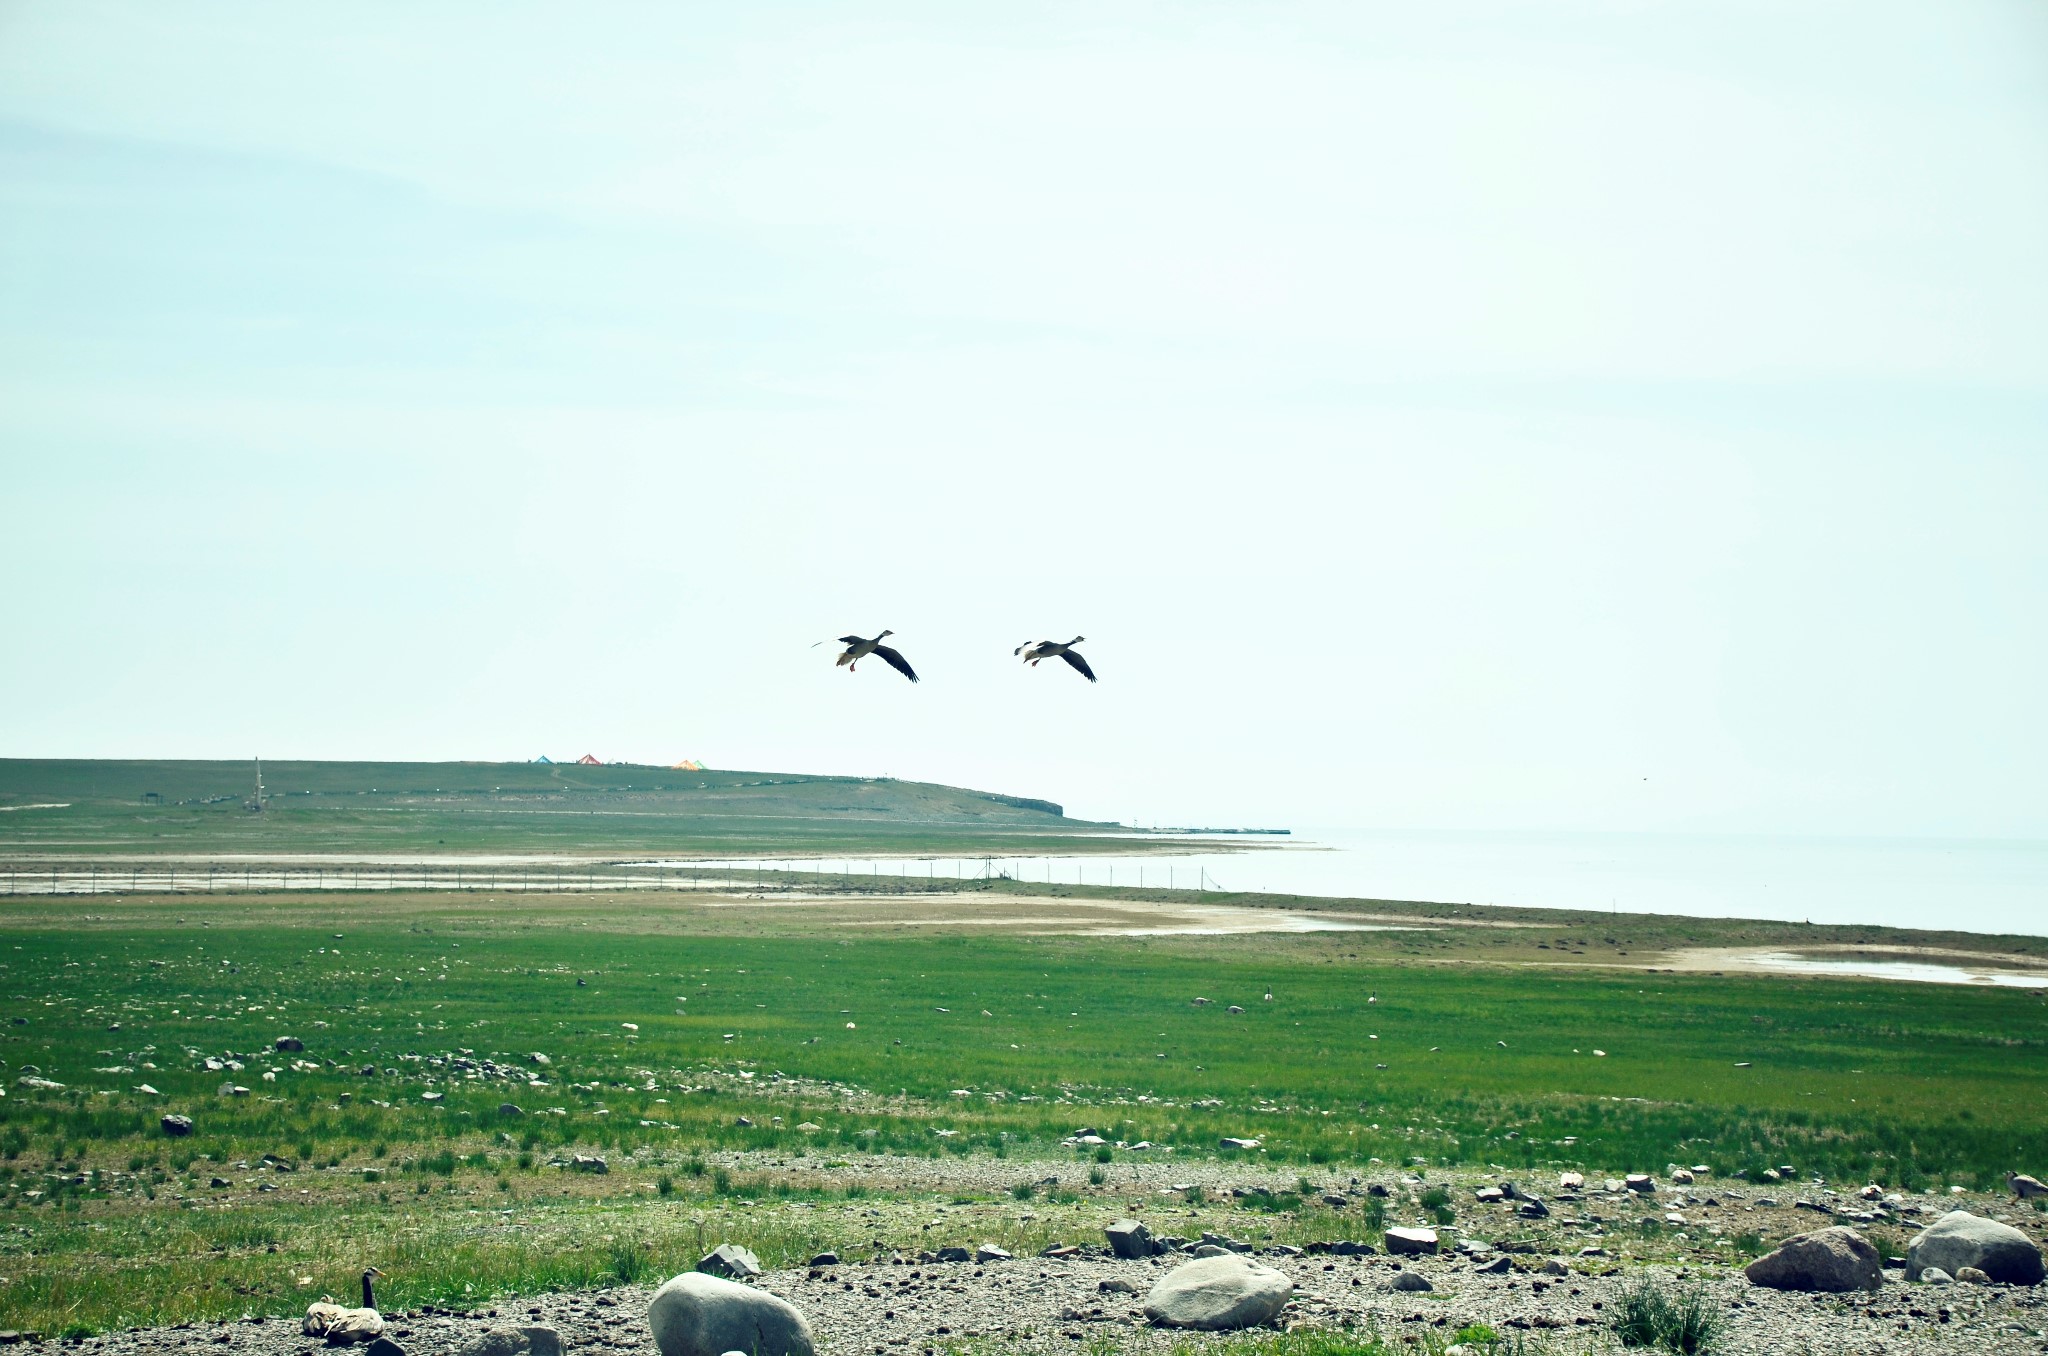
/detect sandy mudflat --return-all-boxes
[1660,944,2048,988]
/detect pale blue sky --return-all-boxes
[2,2,2044,837]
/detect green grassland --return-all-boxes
[1,887,2043,1333]
[0,758,1128,858]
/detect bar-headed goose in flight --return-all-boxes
[820,631,919,682]
[1015,636,1096,682]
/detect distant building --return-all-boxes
[576,753,601,765]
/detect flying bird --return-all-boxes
[818,631,918,682]
[1015,635,1096,682]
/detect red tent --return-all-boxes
[576,753,601,765]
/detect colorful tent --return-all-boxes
[670,759,704,771]
[576,753,601,765]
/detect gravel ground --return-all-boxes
[56,1245,2048,1356]
[36,1151,2048,1355]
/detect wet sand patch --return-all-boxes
[1661,943,2048,987]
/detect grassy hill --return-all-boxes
[0,758,1117,858]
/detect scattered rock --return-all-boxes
[1743,1226,1883,1292]
[458,1326,562,1356]
[275,1037,304,1052]
[976,1244,1011,1263]
[1920,1268,1955,1286]
[1390,1271,1433,1292]
[1107,1219,1153,1260]
[1542,1259,1570,1277]
[499,1103,525,1117]
[1385,1227,1439,1257]
[1908,1211,2046,1286]
[2012,1173,2048,1200]
[648,1271,816,1356]
[697,1244,764,1279]
[935,1247,972,1263]
[1142,1253,1294,1330]
[1099,1279,1138,1295]
[160,1114,194,1137]
[1670,1167,1695,1184]
[806,1253,838,1268]
[1957,1266,1993,1285]
[1517,1198,1550,1220]
[1473,1256,1513,1275]
[1624,1174,1656,1194]
[1219,1137,1261,1150]
[1558,1172,1584,1190]
[570,1154,608,1174]
[365,1338,407,1356]
[1191,1244,1230,1258]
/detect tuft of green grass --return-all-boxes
[608,1240,651,1285]
[1609,1276,1725,1354]
[1087,1165,1107,1186]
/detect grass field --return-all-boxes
[2,885,2043,1334]
[0,758,1131,858]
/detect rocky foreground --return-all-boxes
[53,1223,2048,1356]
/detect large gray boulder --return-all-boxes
[1743,1226,1882,1292]
[1908,1212,2045,1286]
[648,1272,816,1356]
[1142,1254,1293,1330]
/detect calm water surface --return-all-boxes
[664,829,2048,936]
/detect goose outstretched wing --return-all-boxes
[873,644,920,682]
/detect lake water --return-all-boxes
[660,828,2048,937]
